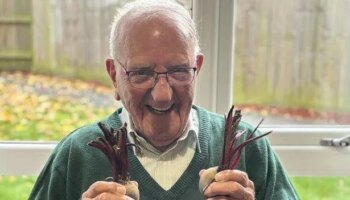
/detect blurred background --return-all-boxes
[0,0,349,199]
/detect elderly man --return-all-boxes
[29,0,299,200]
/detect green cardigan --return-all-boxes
[29,106,299,200]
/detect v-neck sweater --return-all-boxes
[120,108,200,190]
[29,105,299,200]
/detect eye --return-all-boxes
[128,70,155,84]
[168,68,192,75]
[130,70,154,77]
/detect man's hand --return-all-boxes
[200,169,255,200]
[81,181,134,200]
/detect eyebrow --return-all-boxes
[168,63,190,68]
[127,64,155,71]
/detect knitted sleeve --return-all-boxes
[28,124,112,200]
[238,122,300,200]
[28,139,70,200]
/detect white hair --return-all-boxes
[109,0,200,60]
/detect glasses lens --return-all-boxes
[168,68,195,85]
[128,68,195,88]
[129,70,155,88]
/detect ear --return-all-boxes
[105,58,121,100]
[106,58,116,82]
[195,54,204,73]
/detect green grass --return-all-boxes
[291,177,350,200]
[0,176,36,200]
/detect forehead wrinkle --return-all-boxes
[116,12,194,59]
[120,18,192,63]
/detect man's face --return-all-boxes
[107,18,203,149]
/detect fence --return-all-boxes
[31,0,128,82]
[0,0,32,71]
[0,0,131,82]
[0,0,191,83]
[234,0,350,110]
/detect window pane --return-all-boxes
[0,0,128,141]
[0,0,194,141]
[234,0,350,125]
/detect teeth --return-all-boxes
[154,107,170,111]
[149,105,172,113]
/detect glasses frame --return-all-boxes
[114,57,197,89]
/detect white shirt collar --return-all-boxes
[119,107,201,155]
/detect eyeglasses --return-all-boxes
[115,58,197,89]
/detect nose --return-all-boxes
[151,75,173,102]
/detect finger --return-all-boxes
[82,181,126,198]
[207,197,251,200]
[207,196,237,200]
[204,181,243,198]
[247,180,255,191]
[204,181,254,200]
[214,170,249,187]
[94,192,128,200]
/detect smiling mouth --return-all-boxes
[147,105,174,114]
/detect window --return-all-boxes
[1,0,349,199]
[193,0,350,176]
